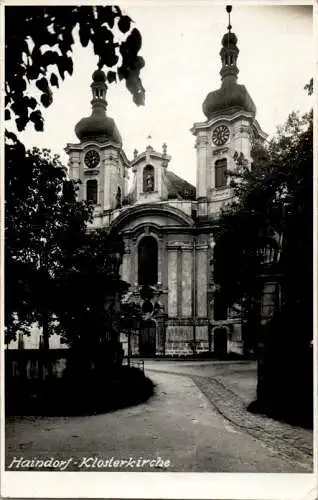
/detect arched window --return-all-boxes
[215,159,227,188]
[143,165,155,192]
[138,236,158,286]
[86,179,98,204]
[115,186,122,208]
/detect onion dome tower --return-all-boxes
[65,68,130,219]
[191,5,267,216]
[202,6,256,119]
[75,69,122,144]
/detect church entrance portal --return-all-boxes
[214,327,228,358]
[139,319,156,357]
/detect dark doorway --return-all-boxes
[139,320,156,357]
[214,327,228,358]
[138,236,158,286]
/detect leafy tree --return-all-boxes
[214,107,312,315]
[119,300,143,363]
[55,228,126,349]
[5,4,146,359]
[120,301,142,333]
[5,5,145,133]
[5,137,93,348]
[304,77,313,96]
[53,228,128,377]
[213,100,313,424]
[6,138,128,365]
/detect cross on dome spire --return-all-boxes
[226,5,232,33]
[146,134,154,151]
[202,5,256,120]
[220,5,239,81]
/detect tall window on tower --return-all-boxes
[215,159,227,188]
[138,236,158,286]
[115,186,122,208]
[143,165,155,192]
[86,179,98,204]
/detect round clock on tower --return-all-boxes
[212,125,230,146]
[84,149,100,168]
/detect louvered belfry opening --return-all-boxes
[215,158,227,188]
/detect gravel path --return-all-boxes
[5,370,308,473]
[144,360,313,472]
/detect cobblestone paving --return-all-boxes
[145,362,313,472]
[192,376,313,471]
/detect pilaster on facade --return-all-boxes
[131,235,138,287]
[167,243,179,317]
[181,244,193,317]
[196,243,209,318]
[195,134,209,200]
[120,239,131,284]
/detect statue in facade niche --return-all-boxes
[146,174,154,191]
[143,167,154,192]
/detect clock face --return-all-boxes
[84,150,100,168]
[212,125,230,146]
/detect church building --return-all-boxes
[65,8,267,357]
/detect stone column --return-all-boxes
[99,155,105,210]
[177,247,182,317]
[68,153,80,183]
[195,243,209,352]
[195,134,208,199]
[167,243,179,317]
[181,245,193,317]
[157,235,164,284]
[196,244,208,317]
[234,122,252,167]
[103,154,111,211]
[260,281,279,325]
[132,237,138,287]
[121,240,131,284]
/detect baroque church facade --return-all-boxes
[65,12,267,357]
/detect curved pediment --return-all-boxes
[110,203,194,232]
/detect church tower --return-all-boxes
[65,69,130,225]
[192,6,267,217]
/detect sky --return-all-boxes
[13,4,314,186]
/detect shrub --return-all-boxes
[6,366,154,417]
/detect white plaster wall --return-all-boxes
[119,214,183,231]
[166,200,192,216]
[7,324,68,350]
[121,252,131,283]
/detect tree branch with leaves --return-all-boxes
[5,5,145,133]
